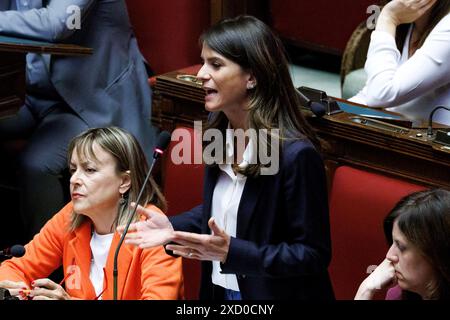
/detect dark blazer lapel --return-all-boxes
[236,175,266,238]
[202,166,220,232]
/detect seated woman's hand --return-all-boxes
[117,203,174,248]
[29,278,71,300]
[365,258,397,291]
[355,258,397,299]
[0,280,29,298]
[382,0,437,26]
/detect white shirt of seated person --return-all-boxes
[350,13,450,125]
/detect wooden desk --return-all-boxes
[0,35,92,118]
[152,70,208,131]
[152,68,450,189]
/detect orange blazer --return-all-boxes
[0,202,184,300]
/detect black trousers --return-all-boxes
[0,102,88,240]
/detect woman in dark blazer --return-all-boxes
[120,15,335,300]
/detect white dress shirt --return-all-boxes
[211,126,257,291]
[350,13,450,125]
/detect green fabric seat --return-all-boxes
[342,68,367,100]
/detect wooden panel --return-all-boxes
[210,0,224,25]
[210,0,269,24]
[0,36,91,119]
[0,51,26,118]
[0,35,92,56]
[309,112,450,188]
[153,71,208,131]
[152,67,450,189]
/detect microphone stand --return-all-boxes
[427,106,450,136]
[112,146,166,300]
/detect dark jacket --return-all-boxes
[0,0,154,153]
[171,139,335,300]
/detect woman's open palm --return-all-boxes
[117,203,174,248]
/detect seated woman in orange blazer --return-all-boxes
[0,127,183,300]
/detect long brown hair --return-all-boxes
[67,127,166,231]
[384,188,450,300]
[200,15,320,177]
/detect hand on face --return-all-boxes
[118,203,174,248]
[27,278,71,300]
[365,258,397,291]
[165,218,231,263]
[381,0,437,26]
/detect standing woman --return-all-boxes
[0,127,183,300]
[121,15,334,300]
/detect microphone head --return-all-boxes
[153,131,172,159]
[10,245,25,258]
[310,102,326,118]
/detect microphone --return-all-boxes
[297,88,326,117]
[113,131,172,300]
[0,245,25,259]
[427,106,450,136]
[310,101,326,118]
[0,288,19,300]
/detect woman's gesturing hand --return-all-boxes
[166,218,231,263]
[117,203,175,248]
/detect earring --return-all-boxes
[119,193,127,206]
[247,83,256,90]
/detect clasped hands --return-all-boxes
[117,203,231,264]
[0,278,71,300]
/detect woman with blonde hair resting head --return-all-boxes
[355,188,450,300]
[0,127,183,300]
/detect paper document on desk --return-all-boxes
[337,101,403,119]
